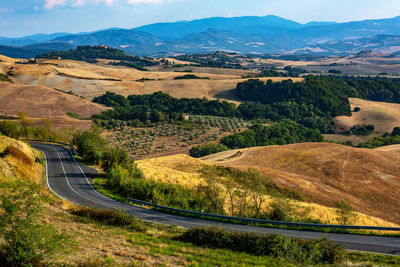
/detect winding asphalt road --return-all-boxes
[32,143,400,256]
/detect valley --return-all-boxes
[2,39,400,265]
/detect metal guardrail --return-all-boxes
[128,198,400,232]
[19,139,81,156]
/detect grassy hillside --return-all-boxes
[0,135,358,266]
[204,143,400,225]
[3,55,302,101]
[327,98,400,144]
[135,154,398,228]
[0,82,109,119]
[0,135,43,183]
[0,82,111,130]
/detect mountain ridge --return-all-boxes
[1,15,400,57]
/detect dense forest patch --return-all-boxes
[36,45,157,66]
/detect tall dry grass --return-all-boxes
[138,154,399,227]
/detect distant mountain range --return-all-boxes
[1,15,400,58]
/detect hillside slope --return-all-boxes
[2,56,302,101]
[137,154,398,227]
[0,135,43,182]
[203,143,400,224]
[0,82,109,118]
[326,98,400,144]
[337,98,400,136]
[2,136,306,266]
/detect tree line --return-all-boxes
[92,76,400,134]
[356,127,400,148]
[235,76,400,133]
[36,45,157,66]
[173,52,246,69]
[190,121,323,157]
[92,91,239,123]
[220,121,323,149]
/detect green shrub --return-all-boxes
[267,200,294,221]
[70,207,146,232]
[221,121,323,149]
[101,145,130,172]
[178,227,346,265]
[189,142,229,158]
[0,182,67,266]
[350,124,374,136]
[107,165,211,212]
[335,200,357,225]
[174,74,210,80]
[0,73,12,83]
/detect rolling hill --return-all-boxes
[326,98,400,144]
[203,143,400,225]
[0,82,109,118]
[0,82,110,129]
[136,153,397,227]
[2,55,301,101]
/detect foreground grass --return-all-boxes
[93,177,400,238]
[0,180,295,266]
[2,178,399,266]
[57,202,400,266]
[348,252,400,266]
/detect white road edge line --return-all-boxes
[63,146,126,205]
[50,147,91,206]
[36,143,154,222]
[51,145,120,210]
[40,147,69,202]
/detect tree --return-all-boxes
[101,145,130,173]
[150,110,163,123]
[224,179,241,216]
[189,142,228,158]
[268,200,293,221]
[18,111,33,139]
[247,169,265,218]
[335,200,357,225]
[236,189,251,217]
[391,127,400,137]
[0,120,20,138]
[197,166,225,214]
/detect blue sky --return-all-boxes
[1,0,400,37]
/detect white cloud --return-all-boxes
[44,0,166,9]
[44,0,68,9]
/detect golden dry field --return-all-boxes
[0,82,109,118]
[374,144,400,152]
[0,135,43,182]
[137,153,399,227]
[0,81,110,130]
[326,98,400,144]
[202,143,400,225]
[1,56,302,101]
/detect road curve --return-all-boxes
[32,143,400,256]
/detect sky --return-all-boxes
[0,0,400,37]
